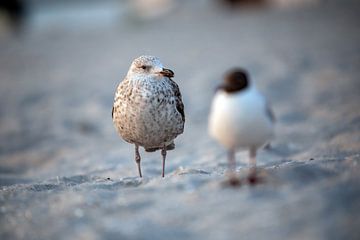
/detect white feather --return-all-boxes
[209,85,274,150]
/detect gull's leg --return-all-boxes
[248,147,259,184]
[228,149,236,172]
[161,145,167,178]
[249,147,257,171]
[135,144,142,178]
[227,148,240,186]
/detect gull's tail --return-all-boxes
[145,141,175,152]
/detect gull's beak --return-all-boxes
[159,68,174,78]
[216,84,227,91]
[216,83,234,93]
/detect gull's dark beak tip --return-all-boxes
[216,84,225,92]
[160,68,174,78]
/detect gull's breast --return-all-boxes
[209,90,273,150]
[113,80,184,148]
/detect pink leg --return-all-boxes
[135,145,142,178]
[161,146,166,178]
[228,149,236,172]
[227,148,241,186]
[248,147,261,184]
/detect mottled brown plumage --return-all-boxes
[112,56,185,177]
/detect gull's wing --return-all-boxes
[265,101,275,123]
[112,76,130,120]
[168,79,185,122]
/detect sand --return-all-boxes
[0,0,359,239]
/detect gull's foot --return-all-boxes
[228,176,242,186]
[264,143,272,150]
[222,173,241,187]
[246,169,264,185]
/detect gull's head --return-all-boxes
[127,55,174,79]
[217,68,250,93]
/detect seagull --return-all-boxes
[208,68,274,183]
[112,56,185,178]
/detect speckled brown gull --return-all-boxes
[112,55,185,178]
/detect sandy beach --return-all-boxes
[0,0,359,239]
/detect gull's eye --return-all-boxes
[140,65,147,70]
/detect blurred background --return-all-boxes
[0,0,359,239]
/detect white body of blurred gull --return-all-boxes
[112,56,185,178]
[208,69,274,183]
[130,0,175,20]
